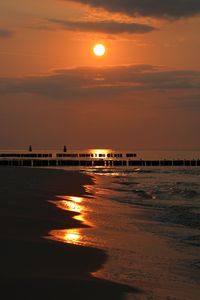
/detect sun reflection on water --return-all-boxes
[74,214,85,222]
[47,195,91,246]
[49,195,84,214]
[48,229,82,245]
[57,195,83,203]
[68,196,83,203]
[66,231,80,243]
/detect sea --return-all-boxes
[48,150,200,300]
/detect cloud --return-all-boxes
[26,24,58,32]
[0,65,200,100]
[0,29,14,38]
[48,19,155,34]
[66,0,200,19]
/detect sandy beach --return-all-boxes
[1,166,200,300]
[0,167,137,300]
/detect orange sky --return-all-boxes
[0,0,200,149]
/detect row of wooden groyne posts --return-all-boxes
[0,156,199,167]
[0,149,199,167]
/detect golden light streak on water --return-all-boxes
[64,230,80,243]
[68,196,83,203]
[74,214,85,222]
[47,195,93,246]
[57,195,83,203]
[48,229,82,245]
[48,199,82,213]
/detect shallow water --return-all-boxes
[48,163,200,299]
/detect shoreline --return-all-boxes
[0,167,137,299]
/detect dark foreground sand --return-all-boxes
[0,167,138,300]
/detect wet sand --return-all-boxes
[0,167,138,300]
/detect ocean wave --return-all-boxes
[182,235,200,247]
[157,205,200,230]
[170,169,200,176]
[120,181,139,186]
[86,167,200,232]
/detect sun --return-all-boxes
[93,44,106,57]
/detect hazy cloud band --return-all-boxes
[0,29,14,38]
[66,0,200,19]
[1,65,200,99]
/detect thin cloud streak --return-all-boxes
[48,19,155,34]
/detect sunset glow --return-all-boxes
[1,1,200,150]
[93,44,106,57]
[90,149,110,157]
[2,2,200,299]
